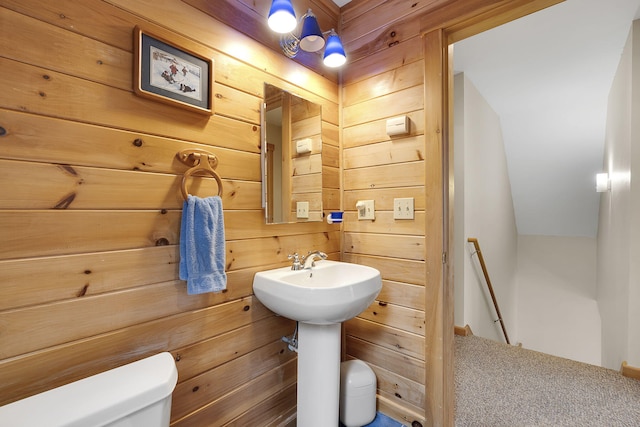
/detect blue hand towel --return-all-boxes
[179,195,227,294]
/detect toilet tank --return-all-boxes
[0,352,178,427]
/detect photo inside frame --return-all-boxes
[139,32,210,110]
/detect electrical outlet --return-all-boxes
[356,200,375,220]
[393,197,414,220]
[296,201,309,219]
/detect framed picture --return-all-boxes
[134,26,213,115]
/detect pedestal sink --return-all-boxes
[253,260,382,427]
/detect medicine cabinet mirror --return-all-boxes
[262,83,323,224]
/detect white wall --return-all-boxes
[630,20,640,366]
[453,73,466,329]
[454,73,519,343]
[454,73,604,366]
[517,235,601,365]
[455,23,640,368]
[598,20,640,370]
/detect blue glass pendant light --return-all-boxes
[267,1,347,68]
[299,9,325,52]
[323,29,347,67]
[268,0,297,33]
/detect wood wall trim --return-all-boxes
[454,325,473,336]
[445,0,563,43]
[420,0,564,43]
[621,361,640,381]
[423,27,450,427]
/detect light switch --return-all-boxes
[296,201,309,219]
[393,198,414,220]
[356,200,375,220]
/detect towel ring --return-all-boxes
[177,149,224,201]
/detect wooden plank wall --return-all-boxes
[340,1,429,425]
[0,0,339,425]
[290,96,323,221]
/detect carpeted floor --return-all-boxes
[455,334,640,426]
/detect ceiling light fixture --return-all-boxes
[267,1,347,68]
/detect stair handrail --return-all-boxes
[467,237,510,345]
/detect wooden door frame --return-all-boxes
[420,1,564,425]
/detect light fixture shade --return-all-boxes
[323,31,346,67]
[268,0,297,34]
[299,11,324,52]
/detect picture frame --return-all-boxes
[133,26,213,115]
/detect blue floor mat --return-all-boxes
[341,412,406,427]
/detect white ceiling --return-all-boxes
[454,0,640,237]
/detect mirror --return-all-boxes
[262,83,323,224]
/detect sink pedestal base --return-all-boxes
[296,322,341,427]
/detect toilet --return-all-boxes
[0,352,178,427]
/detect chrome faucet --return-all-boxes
[288,253,303,271]
[302,250,327,269]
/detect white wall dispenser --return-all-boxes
[386,115,409,136]
[296,138,313,154]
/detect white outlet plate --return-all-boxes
[357,200,375,220]
[394,197,414,219]
[296,201,309,219]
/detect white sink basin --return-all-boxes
[252,260,382,325]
